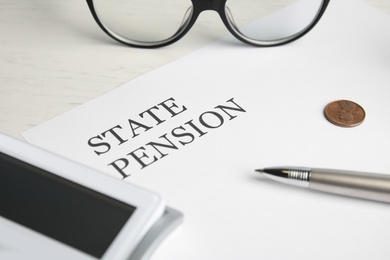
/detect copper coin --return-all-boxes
[324,100,365,127]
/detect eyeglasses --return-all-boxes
[86,0,330,48]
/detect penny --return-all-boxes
[324,100,365,127]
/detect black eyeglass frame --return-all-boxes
[86,0,331,48]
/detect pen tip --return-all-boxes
[255,169,264,173]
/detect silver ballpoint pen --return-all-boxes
[256,167,390,203]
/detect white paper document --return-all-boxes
[22,0,390,259]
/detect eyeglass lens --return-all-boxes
[226,0,324,42]
[92,0,192,43]
[91,0,324,45]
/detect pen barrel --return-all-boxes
[309,169,390,203]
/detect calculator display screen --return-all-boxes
[0,152,136,258]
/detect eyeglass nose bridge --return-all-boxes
[176,0,229,44]
[188,0,242,45]
[179,0,250,49]
[191,0,227,14]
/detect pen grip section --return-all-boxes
[309,169,390,203]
